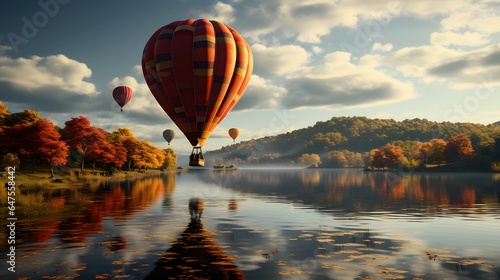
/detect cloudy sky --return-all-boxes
[1,0,499,155]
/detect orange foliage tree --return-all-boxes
[369,144,405,170]
[413,139,446,167]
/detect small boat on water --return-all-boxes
[213,164,237,170]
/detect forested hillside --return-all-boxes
[206,116,500,169]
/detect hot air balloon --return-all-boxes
[228,128,239,142]
[142,19,253,166]
[163,129,175,145]
[112,86,133,112]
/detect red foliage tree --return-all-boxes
[122,137,140,170]
[444,134,474,163]
[111,141,128,168]
[61,116,107,172]
[85,128,116,172]
[369,149,386,169]
[2,119,68,175]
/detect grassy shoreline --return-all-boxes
[0,165,178,191]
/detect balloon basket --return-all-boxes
[189,147,205,167]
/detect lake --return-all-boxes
[1,168,499,279]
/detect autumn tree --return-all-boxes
[3,119,68,175]
[427,139,447,165]
[0,101,10,127]
[122,137,140,170]
[61,116,107,172]
[107,128,137,170]
[162,148,177,170]
[129,140,165,171]
[108,128,135,143]
[85,128,116,172]
[3,109,41,126]
[413,141,432,167]
[1,153,20,169]
[382,144,405,170]
[369,144,405,170]
[111,141,128,169]
[444,134,474,163]
[298,153,321,167]
[369,149,386,169]
[322,150,348,168]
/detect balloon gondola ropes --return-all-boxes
[189,146,205,167]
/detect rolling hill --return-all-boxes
[206,116,500,163]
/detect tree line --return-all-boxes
[0,101,176,176]
[207,116,500,171]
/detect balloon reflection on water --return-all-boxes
[145,197,245,280]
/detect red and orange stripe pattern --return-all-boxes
[142,19,253,147]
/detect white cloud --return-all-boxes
[282,51,416,109]
[367,43,500,89]
[312,46,323,54]
[133,65,143,76]
[233,75,285,111]
[0,53,99,113]
[199,1,235,24]
[430,31,490,46]
[397,0,469,17]
[236,0,479,44]
[252,43,310,76]
[440,4,500,34]
[0,54,96,94]
[372,42,393,52]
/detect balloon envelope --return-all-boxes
[228,128,239,141]
[112,86,133,111]
[142,19,253,147]
[163,129,175,145]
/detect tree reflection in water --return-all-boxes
[145,198,245,280]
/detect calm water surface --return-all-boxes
[1,168,500,279]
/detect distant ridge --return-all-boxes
[207,116,500,162]
[493,121,500,126]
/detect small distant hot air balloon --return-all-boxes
[142,19,253,166]
[112,86,133,112]
[228,128,239,142]
[163,129,175,145]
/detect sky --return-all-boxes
[1,0,499,155]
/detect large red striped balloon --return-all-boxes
[142,19,253,147]
[112,86,133,112]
